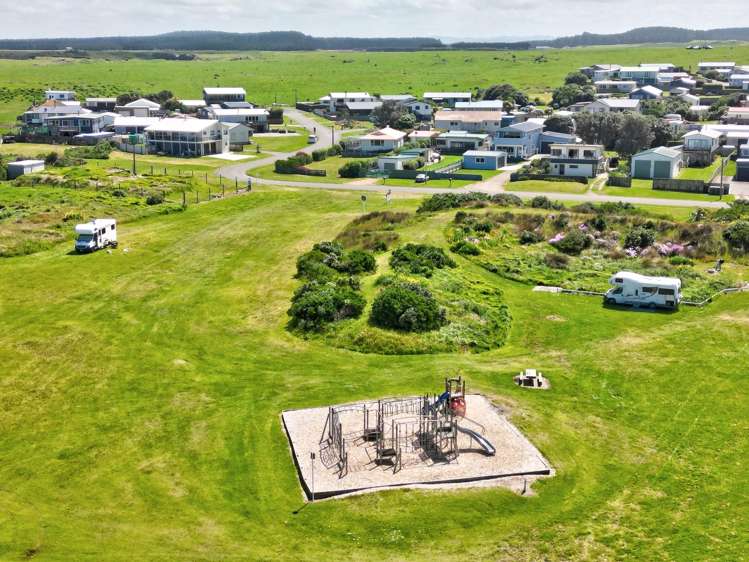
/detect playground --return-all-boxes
[282,378,553,500]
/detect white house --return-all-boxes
[548,144,606,178]
[455,100,505,111]
[725,107,749,124]
[640,63,676,72]
[728,74,749,88]
[434,131,491,153]
[20,99,88,128]
[682,129,722,166]
[698,62,736,73]
[656,72,691,87]
[595,80,637,94]
[404,99,432,120]
[590,64,621,82]
[679,93,700,106]
[434,110,503,134]
[630,85,663,100]
[84,98,117,112]
[181,99,208,112]
[45,112,116,137]
[203,107,270,131]
[346,126,406,155]
[617,66,659,85]
[631,146,683,179]
[326,92,377,114]
[144,118,229,157]
[225,122,252,147]
[115,98,161,117]
[45,90,76,101]
[423,92,472,107]
[584,98,641,113]
[203,87,247,104]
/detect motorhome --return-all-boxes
[74,219,118,253]
[604,271,681,309]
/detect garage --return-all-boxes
[653,160,672,179]
[630,146,683,180]
[633,160,651,179]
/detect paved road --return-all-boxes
[217,110,731,209]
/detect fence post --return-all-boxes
[196,189,199,203]
[151,165,153,175]
[182,190,186,207]
[235,178,238,193]
[208,186,211,200]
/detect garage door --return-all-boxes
[633,160,651,179]
[383,163,395,171]
[737,164,749,182]
[653,161,672,179]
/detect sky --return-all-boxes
[1,0,747,40]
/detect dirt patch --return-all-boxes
[546,314,566,322]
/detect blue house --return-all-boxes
[462,150,507,170]
[492,121,543,160]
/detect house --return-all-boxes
[84,98,117,112]
[595,80,637,94]
[539,131,580,154]
[180,100,208,112]
[736,144,749,181]
[407,129,440,143]
[326,92,377,114]
[698,62,735,73]
[617,66,659,85]
[201,107,270,132]
[144,118,229,157]
[724,131,749,149]
[115,98,161,117]
[630,85,663,100]
[20,99,88,129]
[670,77,697,91]
[345,126,406,155]
[45,90,76,101]
[682,129,722,166]
[728,74,749,88]
[631,146,683,179]
[584,98,641,113]
[380,94,416,104]
[656,72,691,87]
[221,101,255,109]
[492,121,544,159]
[423,92,472,108]
[113,116,161,135]
[724,107,749,124]
[376,154,418,172]
[45,112,116,137]
[434,110,503,134]
[568,101,592,113]
[586,64,621,82]
[225,122,251,148]
[548,144,606,178]
[379,95,432,120]
[7,160,45,179]
[679,93,700,106]
[434,131,490,154]
[344,101,383,120]
[203,87,247,104]
[640,63,676,72]
[455,100,505,111]
[462,150,507,170]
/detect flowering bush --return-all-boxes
[654,242,685,256]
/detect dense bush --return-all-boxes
[296,241,377,279]
[491,193,524,207]
[370,282,445,332]
[590,215,608,232]
[288,281,366,331]
[275,152,319,174]
[519,230,542,245]
[390,243,456,277]
[544,252,570,269]
[625,226,656,249]
[552,229,591,255]
[65,142,114,160]
[553,212,570,229]
[145,192,165,205]
[339,160,371,178]
[530,196,563,210]
[723,220,749,253]
[450,240,481,255]
[339,249,377,274]
[311,149,328,162]
[417,192,491,212]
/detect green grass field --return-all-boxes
[251,128,309,153]
[0,186,747,560]
[601,178,735,202]
[2,42,749,127]
[508,179,590,194]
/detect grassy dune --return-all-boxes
[0,186,747,560]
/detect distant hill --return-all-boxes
[0,30,442,52]
[541,27,749,48]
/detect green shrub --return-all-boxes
[450,240,481,255]
[338,160,371,178]
[491,193,524,207]
[723,220,749,253]
[296,241,376,279]
[288,281,366,331]
[670,256,694,266]
[146,192,164,205]
[390,243,456,277]
[519,230,542,245]
[530,196,563,210]
[417,193,491,213]
[312,149,328,162]
[552,229,591,255]
[370,282,445,332]
[625,226,656,249]
[590,215,608,232]
[553,212,570,229]
[544,253,570,269]
[339,249,376,274]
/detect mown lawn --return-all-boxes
[0,186,747,560]
[601,178,734,202]
[507,179,589,194]
[250,156,367,184]
[250,128,309,153]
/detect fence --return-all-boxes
[607,174,632,187]
[510,172,588,184]
[653,178,707,193]
[388,170,483,181]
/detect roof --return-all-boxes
[684,129,722,139]
[613,271,681,289]
[380,94,416,102]
[633,85,663,96]
[203,87,246,96]
[463,150,506,158]
[505,120,543,132]
[408,130,440,138]
[434,110,503,123]
[455,100,504,109]
[181,99,207,107]
[209,108,269,117]
[85,97,116,102]
[438,131,490,139]
[329,92,372,98]
[727,107,749,114]
[378,154,418,161]
[124,98,161,109]
[618,66,658,73]
[597,98,640,108]
[221,101,254,109]
[424,92,472,98]
[358,126,407,141]
[113,116,161,128]
[595,80,637,85]
[541,131,578,140]
[345,101,382,111]
[633,146,682,159]
[698,61,735,67]
[7,159,44,167]
[145,118,220,133]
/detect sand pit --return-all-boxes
[282,393,552,500]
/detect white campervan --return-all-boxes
[604,271,681,309]
[74,219,118,253]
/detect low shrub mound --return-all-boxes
[450,240,481,255]
[417,192,523,213]
[335,211,409,251]
[295,241,377,280]
[390,244,456,277]
[370,282,446,332]
[288,281,366,331]
[549,228,592,255]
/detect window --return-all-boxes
[658,288,675,296]
[614,278,623,283]
[569,164,579,169]
[643,287,657,294]
[475,157,485,164]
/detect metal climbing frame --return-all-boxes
[325,407,348,478]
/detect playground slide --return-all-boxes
[457,426,496,456]
[431,391,450,411]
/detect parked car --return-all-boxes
[308,135,317,144]
[415,174,428,183]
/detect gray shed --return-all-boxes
[7,160,45,180]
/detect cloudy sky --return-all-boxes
[2,0,746,39]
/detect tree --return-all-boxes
[551,84,595,108]
[574,112,624,149]
[614,114,655,156]
[481,83,528,107]
[651,119,675,148]
[372,100,405,128]
[564,71,591,86]
[394,112,417,131]
[543,114,575,135]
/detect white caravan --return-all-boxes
[604,271,681,309]
[74,219,118,253]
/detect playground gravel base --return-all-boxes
[282,394,553,501]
